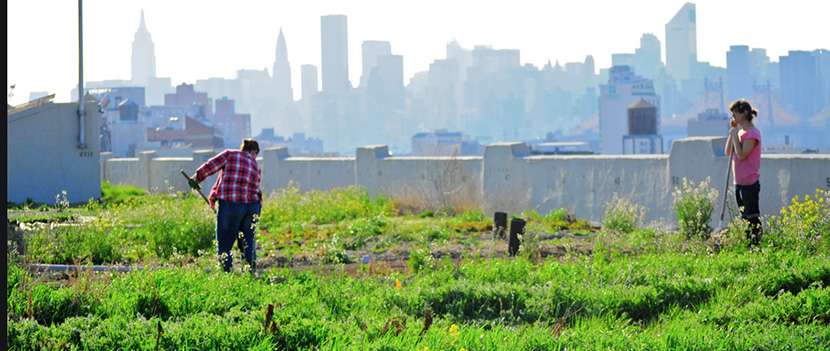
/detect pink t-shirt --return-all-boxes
[733,128,761,185]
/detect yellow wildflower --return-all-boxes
[449,324,460,338]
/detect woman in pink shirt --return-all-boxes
[725,99,762,248]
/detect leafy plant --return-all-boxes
[100,182,145,206]
[673,177,718,240]
[602,194,646,234]
[407,246,436,273]
[765,189,830,253]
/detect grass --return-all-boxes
[6,185,830,350]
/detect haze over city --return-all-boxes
[8,0,829,105]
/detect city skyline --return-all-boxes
[7,0,829,106]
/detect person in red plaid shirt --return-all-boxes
[188,138,262,273]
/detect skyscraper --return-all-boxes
[665,3,696,82]
[301,64,319,101]
[273,28,293,106]
[779,50,825,119]
[320,15,350,94]
[727,45,752,101]
[360,41,392,88]
[634,33,662,78]
[131,10,156,87]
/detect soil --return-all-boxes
[257,231,598,276]
[7,213,599,278]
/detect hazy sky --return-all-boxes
[7,0,829,106]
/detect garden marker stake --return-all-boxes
[181,170,216,213]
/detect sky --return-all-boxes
[7,0,830,106]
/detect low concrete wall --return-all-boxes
[8,101,101,204]
[101,137,830,226]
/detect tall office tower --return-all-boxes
[599,66,660,155]
[321,15,350,94]
[446,39,472,81]
[779,51,825,119]
[360,41,392,88]
[273,28,293,106]
[583,55,597,87]
[131,10,156,87]
[665,3,697,82]
[301,64,319,100]
[727,45,752,101]
[749,48,770,82]
[815,49,830,106]
[634,33,662,78]
[369,54,404,109]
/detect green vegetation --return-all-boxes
[673,177,719,239]
[7,185,830,350]
[100,181,145,206]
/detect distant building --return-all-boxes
[146,115,222,150]
[665,3,697,83]
[165,83,212,116]
[411,129,464,156]
[253,129,326,156]
[530,142,592,155]
[110,120,147,158]
[779,50,826,119]
[321,15,350,94]
[146,127,186,148]
[599,66,660,154]
[687,108,730,137]
[213,97,251,146]
[185,116,223,149]
[360,40,392,88]
[273,28,293,108]
[131,10,155,87]
[623,98,663,154]
[116,99,139,122]
[727,45,752,101]
[300,65,318,101]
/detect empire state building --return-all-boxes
[131,9,156,87]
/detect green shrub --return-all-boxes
[407,246,436,273]
[602,194,646,234]
[260,184,396,229]
[765,189,830,253]
[100,182,145,206]
[673,177,718,240]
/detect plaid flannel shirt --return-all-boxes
[194,149,262,208]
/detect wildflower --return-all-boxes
[449,323,460,339]
[395,278,402,290]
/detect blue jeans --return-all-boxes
[216,201,261,273]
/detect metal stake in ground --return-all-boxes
[181,170,216,213]
[508,217,525,257]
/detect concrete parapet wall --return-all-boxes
[102,137,830,226]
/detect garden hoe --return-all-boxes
[181,170,216,213]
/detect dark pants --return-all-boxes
[736,181,762,247]
[216,201,261,273]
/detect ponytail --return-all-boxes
[729,99,758,122]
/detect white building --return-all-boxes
[599,66,660,154]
